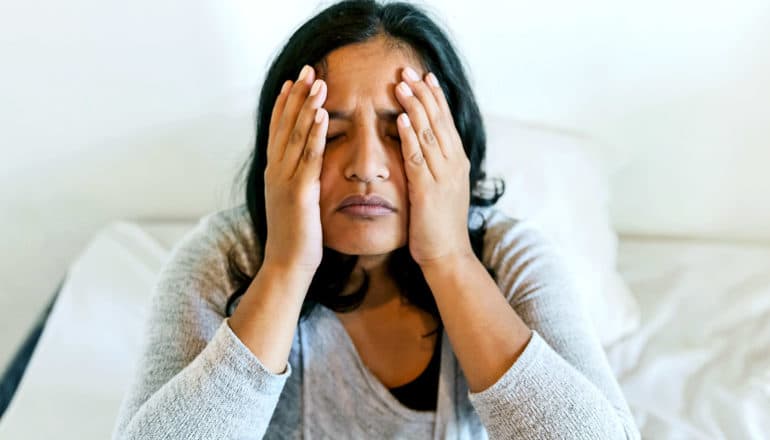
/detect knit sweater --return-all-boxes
[112,204,640,439]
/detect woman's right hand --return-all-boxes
[262,65,329,278]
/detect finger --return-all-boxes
[267,80,293,162]
[425,71,464,155]
[293,107,328,181]
[275,65,316,162]
[284,79,327,176]
[425,72,453,120]
[401,68,452,159]
[397,112,432,186]
[396,81,443,179]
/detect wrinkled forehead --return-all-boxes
[315,37,426,110]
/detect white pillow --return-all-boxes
[481,113,640,347]
[0,221,193,440]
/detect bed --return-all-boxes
[0,219,768,439]
[608,236,770,439]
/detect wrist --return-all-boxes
[260,254,319,275]
[419,250,477,277]
[258,261,316,291]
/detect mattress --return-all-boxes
[0,220,768,439]
[607,237,770,439]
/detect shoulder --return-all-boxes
[197,203,255,246]
[157,204,262,299]
[471,206,559,259]
[472,206,571,303]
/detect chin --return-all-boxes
[324,235,403,256]
[323,227,406,257]
[322,213,407,256]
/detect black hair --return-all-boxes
[224,0,504,338]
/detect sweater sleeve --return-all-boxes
[467,215,640,440]
[111,210,291,440]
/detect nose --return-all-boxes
[343,129,391,183]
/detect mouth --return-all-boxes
[338,204,395,217]
[337,193,396,217]
[337,194,396,212]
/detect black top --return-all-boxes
[387,336,442,411]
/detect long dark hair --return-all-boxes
[225,0,504,337]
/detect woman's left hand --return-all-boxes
[395,66,474,269]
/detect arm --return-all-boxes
[112,212,299,440]
[228,263,311,374]
[421,215,640,440]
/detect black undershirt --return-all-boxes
[387,336,442,411]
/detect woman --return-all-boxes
[113,1,640,439]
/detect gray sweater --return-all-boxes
[112,204,640,439]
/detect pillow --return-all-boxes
[0,221,194,440]
[480,113,640,347]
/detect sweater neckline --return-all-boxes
[298,303,475,439]
[319,305,437,421]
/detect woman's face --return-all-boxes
[317,37,425,262]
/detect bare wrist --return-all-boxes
[258,260,316,289]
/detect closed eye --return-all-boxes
[326,134,400,143]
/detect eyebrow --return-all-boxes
[328,109,401,122]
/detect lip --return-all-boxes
[339,205,395,217]
[337,193,396,212]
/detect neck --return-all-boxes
[343,254,400,310]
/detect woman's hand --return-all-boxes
[263,65,329,277]
[394,67,474,269]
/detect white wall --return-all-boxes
[1,0,769,369]
[441,1,770,241]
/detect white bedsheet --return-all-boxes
[607,237,770,439]
[0,221,768,439]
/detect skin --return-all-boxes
[314,36,443,386]
[316,36,412,305]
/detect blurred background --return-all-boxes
[1,0,769,395]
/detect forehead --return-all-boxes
[318,37,424,110]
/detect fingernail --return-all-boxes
[280,80,291,94]
[403,67,419,81]
[310,79,322,96]
[399,113,410,127]
[427,72,439,87]
[315,107,325,124]
[298,65,312,82]
[399,82,413,97]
